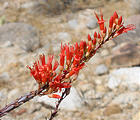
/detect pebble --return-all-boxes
[125,0,140,13]
[52,32,71,52]
[68,19,78,29]
[86,17,97,29]
[21,1,39,9]
[0,41,13,48]
[104,104,122,116]
[111,92,140,105]
[0,23,40,52]
[107,67,140,89]
[0,72,10,82]
[132,111,140,120]
[8,88,21,101]
[95,64,108,75]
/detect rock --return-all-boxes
[96,85,108,93]
[105,43,140,67]
[21,1,40,9]
[100,49,109,56]
[57,32,71,42]
[0,89,7,103]
[53,32,71,52]
[125,0,140,13]
[36,87,84,110]
[75,9,98,30]
[22,0,48,15]
[107,67,140,89]
[95,64,108,75]
[84,89,95,99]
[42,32,71,52]
[126,14,140,27]
[86,17,97,29]
[3,2,9,9]
[0,23,40,52]
[0,72,10,82]
[111,92,140,105]
[104,104,122,116]
[8,88,22,101]
[68,19,78,29]
[0,41,13,48]
[133,111,140,120]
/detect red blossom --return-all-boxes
[88,34,91,41]
[94,11,105,31]
[65,45,71,65]
[118,16,122,26]
[53,60,59,71]
[48,94,61,99]
[94,32,97,38]
[109,16,113,28]
[92,38,96,45]
[115,24,136,37]
[67,63,85,78]
[113,11,118,24]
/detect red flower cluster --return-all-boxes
[28,10,135,98]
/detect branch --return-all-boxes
[0,85,48,118]
[49,88,70,120]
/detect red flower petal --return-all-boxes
[48,94,61,99]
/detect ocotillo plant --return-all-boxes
[0,10,135,120]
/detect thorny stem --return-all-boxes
[48,88,70,120]
[0,85,49,118]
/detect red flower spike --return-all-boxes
[79,41,87,55]
[70,46,74,58]
[40,54,46,66]
[61,43,65,55]
[92,38,96,45]
[88,34,91,41]
[74,42,79,55]
[65,45,71,66]
[59,53,65,70]
[98,33,101,39]
[79,41,84,50]
[109,16,113,28]
[72,55,81,67]
[94,11,105,31]
[67,63,85,78]
[118,16,122,26]
[94,32,97,38]
[113,11,118,20]
[53,60,59,71]
[103,27,107,34]
[87,43,92,53]
[98,21,105,31]
[47,55,53,70]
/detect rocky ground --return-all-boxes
[0,0,140,120]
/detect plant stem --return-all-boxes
[49,88,70,120]
[0,85,48,118]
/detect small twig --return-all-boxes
[49,88,70,120]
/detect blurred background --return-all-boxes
[0,0,140,120]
